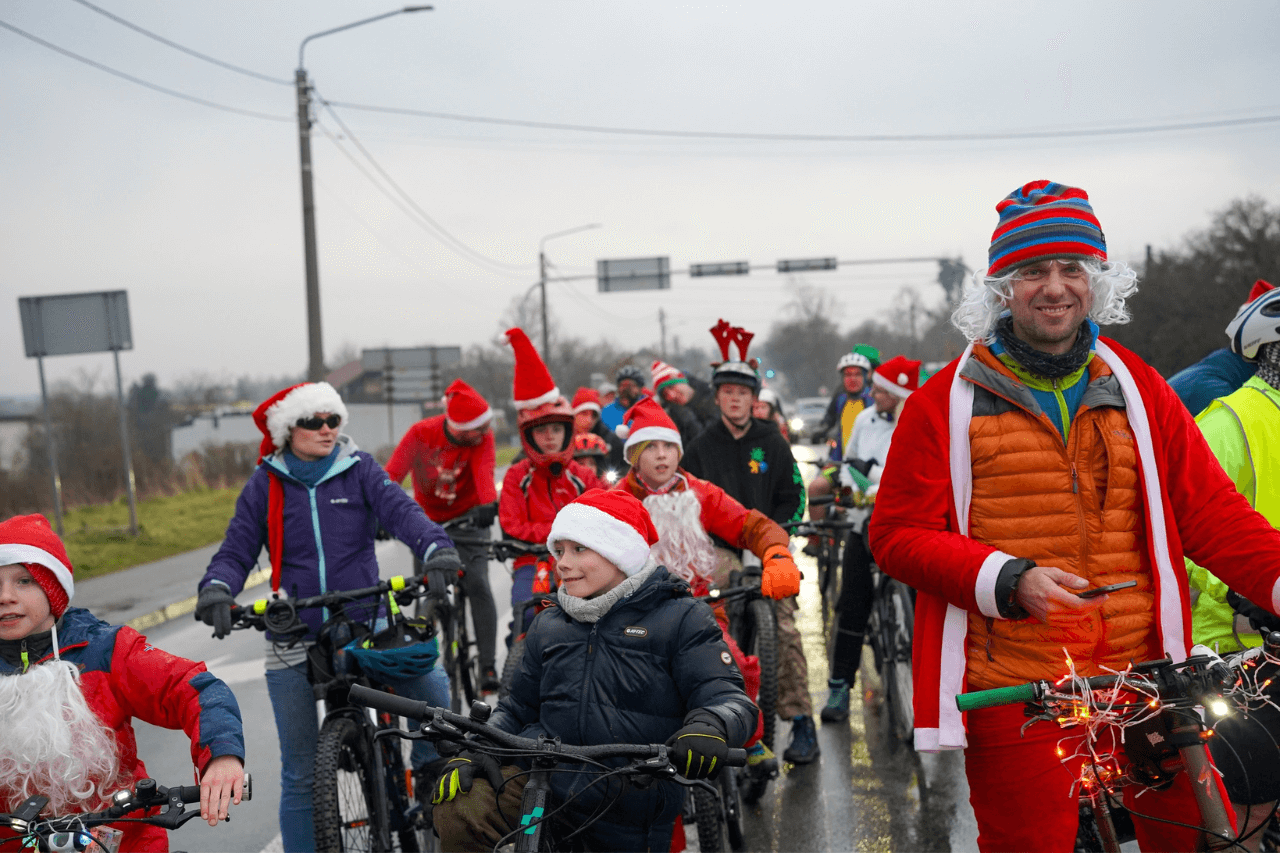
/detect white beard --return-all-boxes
[0,660,122,814]
[643,489,718,584]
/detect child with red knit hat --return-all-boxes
[0,513,245,850]
[432,489,756,852]
[498,330,603,636]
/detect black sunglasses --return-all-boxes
[295,414,341,430]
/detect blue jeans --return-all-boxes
[265,664,450,853]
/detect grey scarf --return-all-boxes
[557,559,659,624]
[1256,342,1280,390]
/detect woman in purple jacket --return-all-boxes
[195,382,459,853]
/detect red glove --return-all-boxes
[760,545,800,599]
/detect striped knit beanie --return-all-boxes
[650,360,687,393]
[988,180,1107,277]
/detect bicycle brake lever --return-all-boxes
[374,727,425,743]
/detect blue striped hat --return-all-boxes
[988,180,1107,277]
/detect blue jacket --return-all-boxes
[1168,347,1257,416]
[491,567,756,851]
[200,437,453,637]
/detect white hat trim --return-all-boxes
[623,425,683,455]
[0,543,74,601]
[266,382,349,451]
[573,401,602,414]
[872,371,913,399]
[513,386,562,411]
[546,503,652,577]
[447,408,493,431]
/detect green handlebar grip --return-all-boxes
[956,682,1038,712]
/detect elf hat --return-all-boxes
[546,489,658,577]
[0,513,73,618]
[987,180,1107,278]
[444,379,492,431]
[872,355,923,399]
[253,382,348,462]
[616,396,682,463]
[572,387,601,414]
[651,360,687,393]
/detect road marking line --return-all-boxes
[127,566,270,632]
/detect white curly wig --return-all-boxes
[950,258,1139,344]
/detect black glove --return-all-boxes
[474,503,498,529]
[431,751,505,804]
[424,547,462,599]
[666,709,729,780]
[195,584,234,639]
[1227,589,1280,634]
[847,457,874,477]
[374,524,392,541]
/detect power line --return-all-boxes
[67,0,292,85]
[325,99,1280,143]
[0,18,291,121]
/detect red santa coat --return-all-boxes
[384,415,497,523]
[869,338,1280,752]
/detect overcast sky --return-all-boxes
[3,1,1278,397]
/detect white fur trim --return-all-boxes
[938,604,970,749]
[623,426,682,457]
[513,386,561,410]
[447,409,493,431]
[0,544,74,601]
[1272,578,1280,619]
[872,370,913,399]
[1095,340,1186,663]
[975,550,1017,619]
[546,503,652,576]
[265,382,348,451]
[574,401,602,414]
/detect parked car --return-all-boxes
[790,396,829,444]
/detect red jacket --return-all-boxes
[385,416,497,522]
[499,459,601,566]
[870,338,1280,752]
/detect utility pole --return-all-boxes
[659,308,667,358]
[296,68,325,382]
[539,249,549,360]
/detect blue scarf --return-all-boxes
[284,445,339,486]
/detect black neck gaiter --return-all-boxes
[995,315,1094,379]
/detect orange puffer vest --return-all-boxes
[963,346,1157,690]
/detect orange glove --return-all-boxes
[760,545,800,599]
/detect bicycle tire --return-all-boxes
[690,783,724,853]
[375,723,435,853]
[720,767,746,852]
[883,579,915,745]
[499,636,525,699]
[450,591,477,710]
[742,599,779,752]
[314,716,381,853]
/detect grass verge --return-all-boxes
[496,445,519,467]
[60,488,240,580]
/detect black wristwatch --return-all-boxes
[994,558,1036,620]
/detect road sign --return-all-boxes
[777,257,838,273]
[597,257,670,292]
[19,290,132,357]
[690,261,750,277]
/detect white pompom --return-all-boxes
[615,423,631,440]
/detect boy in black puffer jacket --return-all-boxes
[432,489,756,852]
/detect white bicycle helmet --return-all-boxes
[836,352,872,373]
[1226,288,1280,361]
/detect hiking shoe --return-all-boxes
[479,665,501,694]
[745,741,779,779]
[820,678,851,723]
[783,715,820,764]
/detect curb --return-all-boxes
[126,566,271,633]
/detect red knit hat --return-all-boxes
[650,360,687,392]
[0,513,73,618]
[252,382,348,462]
[872,355,922,399]
[571,387,601,414]
[444,379,492,431]
[546,489,658,577]
[616,396,682,462]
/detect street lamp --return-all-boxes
[538,223,601,358]
[296,6,432,381]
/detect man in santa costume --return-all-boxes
[1,513,245,852]
[386,378,502,692]
[498,330,602,632]
[869,179,1280,851]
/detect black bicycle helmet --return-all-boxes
[615,364,646,386]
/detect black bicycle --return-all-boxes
[348,685,747,853]
[0,775,252,852]
[789,495,856,634]
[866,556,915,747]
[227,574,441,853]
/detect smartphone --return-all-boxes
[1077,580,1137,599]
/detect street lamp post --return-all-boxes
[296,6,432,381]
[538,223,601,358]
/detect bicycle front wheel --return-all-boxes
[883,579,915,746]
[741,599,778,752]
[314,716,382,853]
[690,783,725,853]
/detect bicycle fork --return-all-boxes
[514,761,554,853]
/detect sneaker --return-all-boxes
[479,665,501,694]
[820,679,851,723]
[745,741,779,779]
[782,715,820,764]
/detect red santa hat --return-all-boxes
[505,327,561,411]
[616,396,682,461]
[1247,279,1276,304]
[872,355,922,399]
[572,387,601,414]
[0,513,74,618]
[650,360,687,392]
[546,489,658,577]
[253,382,348,462]
[444,379,492,431]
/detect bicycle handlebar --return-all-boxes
[955,682,1041,712]
[228,573,430,633]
